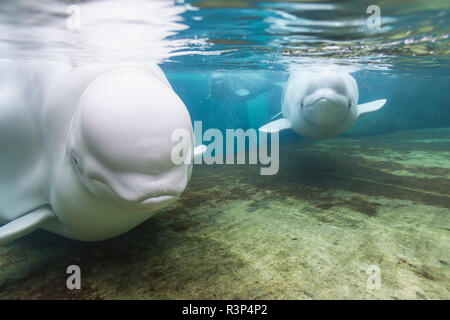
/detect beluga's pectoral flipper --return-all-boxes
[357,99,387,116]
[194,144,207,163]
[259,118,291,134]
[0,206,55,245]
[194,144,207,157]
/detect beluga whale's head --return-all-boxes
[69,69,194,208]
[299,70,358,136]
[260,66,386,140]
[51,69,195,241]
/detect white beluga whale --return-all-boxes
[0,60,205,244]
[208,72,285,129]
[208,72,278,102]
[259,69,387,138]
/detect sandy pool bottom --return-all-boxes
[0,128,449,299]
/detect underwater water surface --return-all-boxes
[0,0,449,299]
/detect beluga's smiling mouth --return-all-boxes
[140,193,178,205]
[309,97,331,108]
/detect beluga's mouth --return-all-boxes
[303,97,348,127]
[309,97,331,108]
[140,194,178,205]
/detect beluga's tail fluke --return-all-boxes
[0,207,55,245]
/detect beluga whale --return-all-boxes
[208,72,285,129]
[208,72,277,102]
[0,60,205,244]
[259,68,387,138]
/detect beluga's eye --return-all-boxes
[348,101,352,110]
[71,150,80,169]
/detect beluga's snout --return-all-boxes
[302,88,350,126]
[103,170,189,211]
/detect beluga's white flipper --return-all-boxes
[194,144,207,163]
[235,89,250,97]
[0,207,55,245]
[194,145,207,156]
[357,99,387,116]
[259,118,291,133]
[259,68,387,139]
[270,111,282,120]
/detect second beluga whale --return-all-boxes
[259,69,387,138]
[208,72,278,102]
[208,72,285,129]
[0,60,205,244]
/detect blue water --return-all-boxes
[1,0,448,73]
[169,70,449,138]
[4,0,447,136]
[0,0,448,150]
